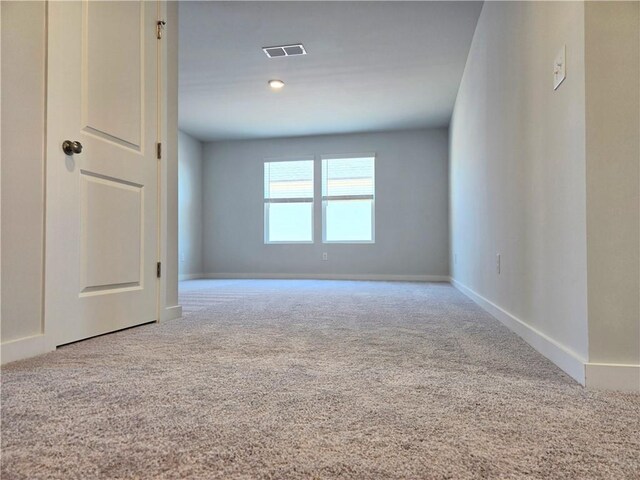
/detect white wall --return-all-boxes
[450,1,590,381]
[1,1,47,343]
[203,129,449,279]
[178,130,204,278]
[584,2,639,369]
[451,1,640,390]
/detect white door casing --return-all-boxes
[45,1,160,346]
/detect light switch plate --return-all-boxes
[553,45,566,90]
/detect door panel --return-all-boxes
[80,172,143,292]
[46,0,159,346]
[84,1,143,149]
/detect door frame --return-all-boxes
[157,1,182,324]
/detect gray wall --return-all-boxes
[178,130,204,277]
[1,1,47,343]
[450,1,590,361]
[585,1,639,366]
[203,129,449,278]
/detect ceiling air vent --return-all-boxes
[263,44,307,58]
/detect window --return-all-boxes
[264,159,314,243]
[322,156,375,243]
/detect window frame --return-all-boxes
[321,153,376,244]
[263,156,315,245]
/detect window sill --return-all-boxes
[322,240,375,244]
[264,241,315,245]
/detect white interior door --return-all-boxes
[46,1,160,346]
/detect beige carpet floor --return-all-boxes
[2,280,639,479]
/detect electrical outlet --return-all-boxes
[496,254,501,274]
[322,252,328,261]
[180,252,185,263]
[454,253,457,265]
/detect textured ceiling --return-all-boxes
[179,1,483,141]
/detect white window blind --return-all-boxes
[322,156,375,242]
[264,160,314,243]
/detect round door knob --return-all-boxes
[62,140,83,155]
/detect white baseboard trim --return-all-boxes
[585,363,640,392]
[202,273,450,282]
[179,273,206,281]
[450,278,587,385]
[160,304,183,322]
[1,334,54,365]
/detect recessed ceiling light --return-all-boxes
[268,79,285,90]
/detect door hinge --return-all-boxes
[157,262,162,278]
[156,142,162,160]
[156,20,166,40]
